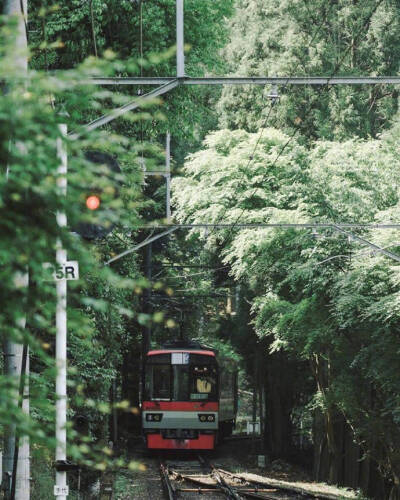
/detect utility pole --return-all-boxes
[144,242,152,354]
[2,1,30,499]
[176,0,184,78]
[54,124,69,500]
[166,132,171,221]
[3,275,30,500]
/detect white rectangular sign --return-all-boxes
[54,485,69,496]
[43,261,79,281]
[171,352,189,365]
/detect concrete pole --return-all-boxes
[55,124,68,500]
[176,0,185,77]
[166,132,171,221]
[3,0,28,74]
[3,276,30,500]
[2,1,30,499]
[144,242,152,354]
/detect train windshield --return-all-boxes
[145,363,171,400]
[189,364,217,400]
[145,354,218,401]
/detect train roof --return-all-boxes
[147,339,217,357]
[147,349,215,357]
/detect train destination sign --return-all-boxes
[171,352,189,364]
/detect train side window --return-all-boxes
[146,364,171,400]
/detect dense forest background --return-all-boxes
[1,0,400,498]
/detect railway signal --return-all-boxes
[85,195,100,211]
[74,151,122,240]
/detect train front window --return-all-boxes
[172,365,189,400]
[145,364,171,400]
[190,365,217,400]
[145,353,218,402]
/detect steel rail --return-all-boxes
[178,460,289,500]
[196,455,242,500]
[85,76,400,86]
[212,468,246,500]
[160,462,178,500]
[216,468,337,500]
[178,470,302,500]
[165,456,307,500]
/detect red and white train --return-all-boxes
[142,340,238,450]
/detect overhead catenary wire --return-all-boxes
[156,0,392,285]
[96,0,393,269]
[210,0,386,248]
[195,0,337,246]
[314,243,400,266]
[86,76,400,85]
[135,223,400,229]
[114,223,400,269]
[156,1,345,288]
[163,265,229,280]
[158,0,339,255]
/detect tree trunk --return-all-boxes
[120,341,141,439]
[264,352,294,459]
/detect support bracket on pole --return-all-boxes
[104,227,178,265]
[333,225,400,263]
[69,80,180,139]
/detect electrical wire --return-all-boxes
[214,0,385,248]
[162,265,229,280]
[171,1,384,294]
[313,242,400,266]
[167,0,386,290]
[197,0,337,247]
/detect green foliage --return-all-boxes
[3,0,400,495]
[28,0,235,158]
[217,0,400,140]
[172,120,400,488]
[0,14,170,477]
[0,1,240,490]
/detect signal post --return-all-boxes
[54,124,69,499]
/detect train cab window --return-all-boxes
[145,364,171,400]
[190,365,217,400]
[172,365,189,400]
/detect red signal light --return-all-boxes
[86,195,100,211]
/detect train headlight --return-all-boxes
[198,414,215,422]
[146,413,163,422]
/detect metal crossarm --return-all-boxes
[104,227,178,265]
[85,76,400,86]
[68,79,179,139]
[333,225,400,264]
[135,223,400,230]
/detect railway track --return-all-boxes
[159,454,313,499]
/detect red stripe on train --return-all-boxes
[147,433,215,450]
[142,401,218,411]
[147,349,215,357]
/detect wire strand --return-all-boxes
[215,0,385,247]
[196,0,337,247]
